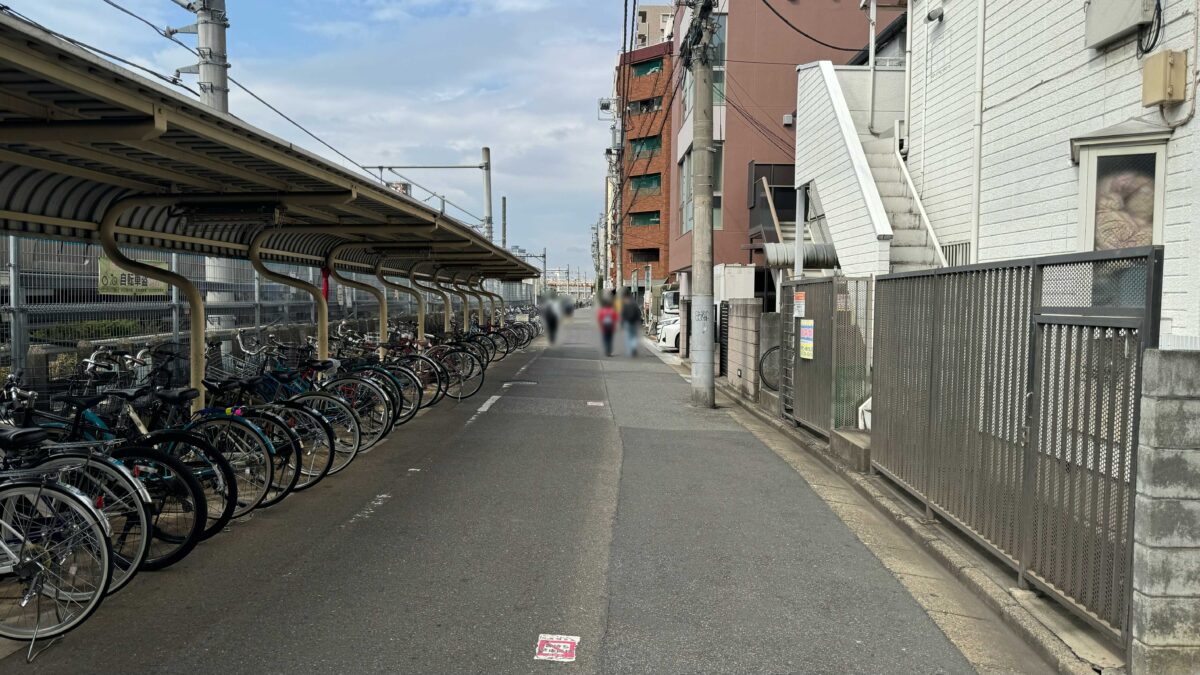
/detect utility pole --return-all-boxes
[171,0,230,113]
[482,147,494,241]
[689,3,717,408]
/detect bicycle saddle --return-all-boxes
[305,359,337,372]
[154,388,199,406]
[53,394,107,411]
[270,370,303,383]
[0,427,49,450]
[104,386,151,401]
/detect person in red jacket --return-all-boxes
[596,294,618,357]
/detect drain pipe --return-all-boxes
[968,0,987,263]
[409,262,452,334]
[865,0,880,135]
[902,5,913,149]
[326,243,388,360]
[376,260,425,340]
[99,195,206,411]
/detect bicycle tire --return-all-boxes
[291,391,362,475]
[271,401,335,491]
[139,430,237,541]
[112,446,206,571]
[759,345,782,392]
[187,417,274,518]
[0,480,112,640]
[242,409,303,508]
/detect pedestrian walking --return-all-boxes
[542,299,560,344]
[596,295,618,356]
[620,288,642,357]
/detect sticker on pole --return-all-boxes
[534,634,579,662]
[793,291,806,318]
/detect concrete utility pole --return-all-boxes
[482,147,494,241]
[689,5,717,408]
[172,0,230,113]
[501,196,507,249]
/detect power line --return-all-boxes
[0,4,200,95]
[758,0,861,52]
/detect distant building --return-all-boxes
[636,4,674,48]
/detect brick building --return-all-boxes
[613,41,675,294]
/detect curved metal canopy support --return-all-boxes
[326,242,388,360]
[467,274,497,328]
[250,228,330,360]
[376,259,425,340]
[454,271,487,329]
[409,262,452,333]
[475,280,506,324]
[99,194,207,411]
[433,267,469,330]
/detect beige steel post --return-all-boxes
[326,243,388,360]
[436,268,471,329]
[99,195,207,411]
[409,262,452,333]
[453,272,486,329]
[469,275,498,328]
[376,260,425,340]
[249,229,331,360]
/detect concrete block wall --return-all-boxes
[725,299,762,401]
[1132,349,1200,673]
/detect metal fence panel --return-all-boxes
[790,279,835,434]
[718,301,729,377]
[870,246,1163,640]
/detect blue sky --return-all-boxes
[14,0,618,279]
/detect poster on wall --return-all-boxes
[799,319,815,360]
[793,291,806,318]
[97,256,168,296]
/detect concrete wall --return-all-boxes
[906,0,1199,340]
[794,62,892,276]
[725,298,761,401]
[1132,349,1200,673]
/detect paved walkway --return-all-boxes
[2,311,1051,673]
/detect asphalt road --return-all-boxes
[0,311,1039,674]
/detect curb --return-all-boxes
[716,382,1100,675]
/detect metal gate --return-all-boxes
[779,289,795,417]
[718,301,729,377]
[872,246,1163,641]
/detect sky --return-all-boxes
[11,0,619,280]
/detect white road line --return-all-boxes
[343,493,392,526]
[478,395,501,412]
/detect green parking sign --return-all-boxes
[98,256,169,296]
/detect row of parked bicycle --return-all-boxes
[0,311,542,651]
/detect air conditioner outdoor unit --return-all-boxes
[1085,0,1155,49]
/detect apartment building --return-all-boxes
[636,4,675,48]
[668,0,900,302]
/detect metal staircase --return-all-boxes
[859,137,943,273]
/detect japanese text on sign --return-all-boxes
[98,256,168,297]
[799,319,815,360]
[793,291,806,318]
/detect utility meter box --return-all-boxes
[713,264,756,303]
[1085,0,1155,50]
[1143,49,1188,106]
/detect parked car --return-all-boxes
[657,316,680,352]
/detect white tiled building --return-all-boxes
[796,1,1200,343]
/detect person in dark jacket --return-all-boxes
[620,289,642,357]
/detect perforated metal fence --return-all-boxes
[779,277,872,435]
[871,246,1163,641]
[718,301,729,377]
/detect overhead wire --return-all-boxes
[758,0,861,52]
[91,0,487,225]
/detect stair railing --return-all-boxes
[893,120,948,268]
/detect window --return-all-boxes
[1078,144,1166,251]
[680,151,693,234]
[680,143,723,234]
[631,173,662,194]
[629,135,662,157]
[632,57,664,77]
[630,211,661,226]
[628,96,663,115]
[630,248,660,263]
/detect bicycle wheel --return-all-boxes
[385,365,422,426]
[397,354,446,408]
[269,402,334,492]
[140,430,237,541]
[0,480,112,640]
[353,366,405,426]
[188,417,273,518]
[291,392,361,475]
[439,349,485,400]
[486,331,510,361]
[32,453,149,595]
[110,446,205,571]
[759,345,782,392]
[322,377,391,450]
[242,410,303,509]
